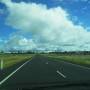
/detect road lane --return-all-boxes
[0,60,30,85]
[0,55,66,88]
[1,55,90,89]
[45,56,90,81]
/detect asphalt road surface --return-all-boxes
[0,55,90,89]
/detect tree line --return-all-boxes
[1,50,90,55]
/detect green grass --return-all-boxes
[0,53,34,69]
[45,54,90,67]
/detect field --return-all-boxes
[1,53,90,69]
[0,53,34,69]
[45,54,90,67]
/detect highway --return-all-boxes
[0,55,90,89]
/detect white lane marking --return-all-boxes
[46,62,48,64]
[56,70,66,78]
[48,56,90,70]
[0,60,30,86]
[62,61,90,70]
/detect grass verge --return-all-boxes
[0,53,34,69]
[45,54,90,67]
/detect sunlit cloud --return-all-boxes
[0,0,90,51]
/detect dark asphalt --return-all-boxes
[1,55,90,90]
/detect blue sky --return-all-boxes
[0,0,90,51]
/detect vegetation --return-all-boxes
[48,51,90,55]
[1,50,90,69]
[0,53,34,69]
[45,54,90,67]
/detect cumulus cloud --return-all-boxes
[1,0,90,51]
[4,35,36,51]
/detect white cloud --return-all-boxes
[19,38,36,50]
[4,35,36,51]
[1,0,90,51]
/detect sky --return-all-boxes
[0,0,90,52]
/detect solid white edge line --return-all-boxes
[0,60,30,86]
[56,70,66,78]
[48,56,90,70]
[62,61,90,70]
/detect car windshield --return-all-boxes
[0,0,90,90]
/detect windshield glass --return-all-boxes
[0,0,90,90]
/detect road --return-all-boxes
[0,55,90,89]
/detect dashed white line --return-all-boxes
[56,70,66,78]
[46,62,48,64]
[0,60,30,86]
